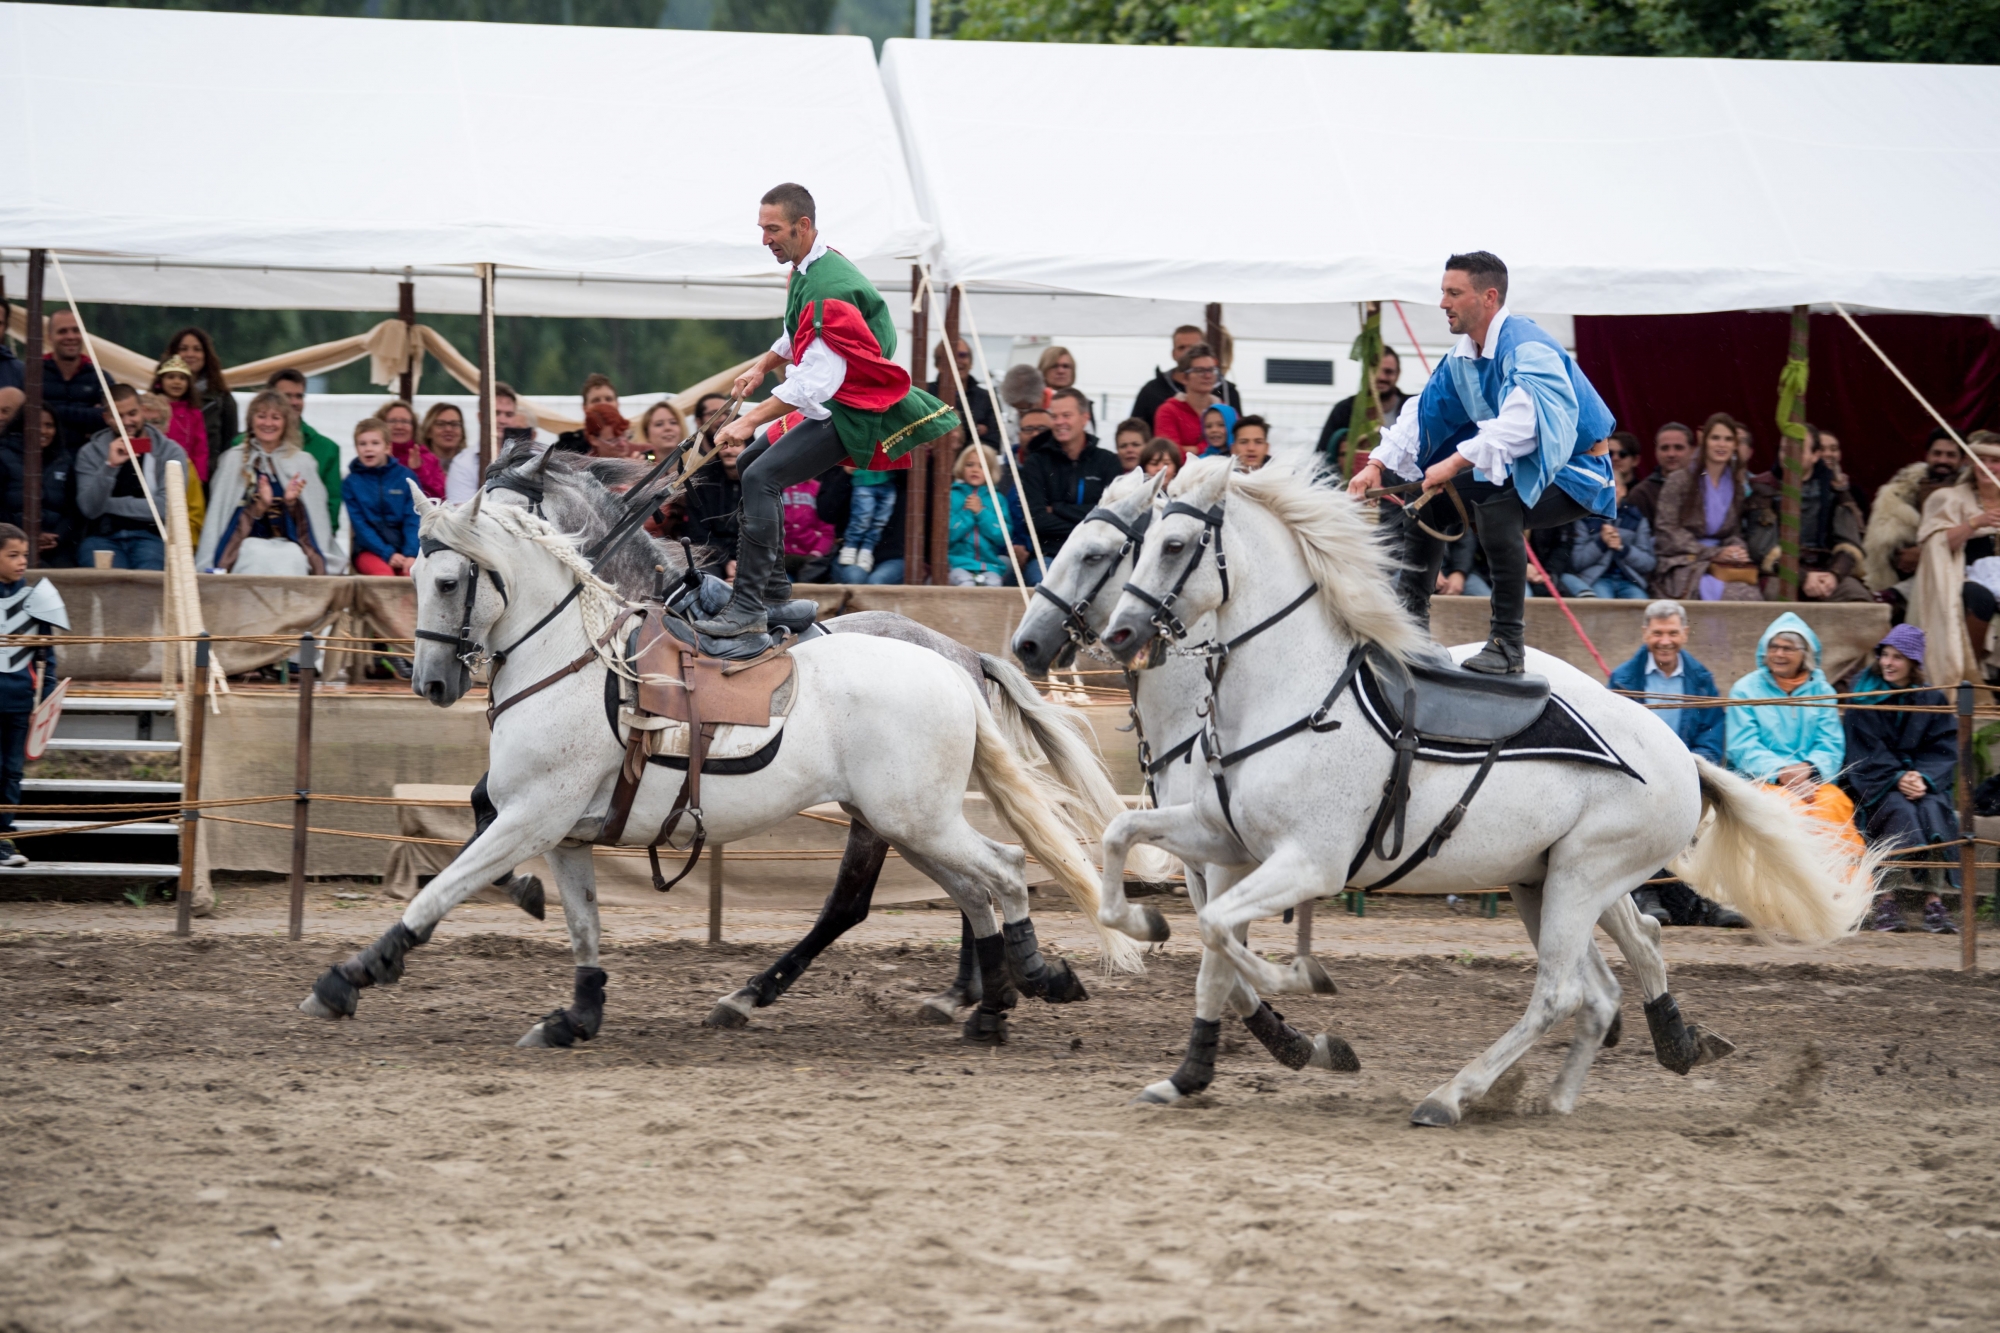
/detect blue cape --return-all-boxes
[1412,314,1617,515]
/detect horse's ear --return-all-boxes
[525,445,555,479]
[465,487,485,521]
[1142,470,1166,502]
[406,479,429,513]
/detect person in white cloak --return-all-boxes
[196,389,337,576]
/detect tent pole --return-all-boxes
[904,266,930,584]
[1343,300,1385,478]
[1775,304,1809,602]
[22,250,45,569]
[477,263,496,474]
[397,269,416,403]
[930,287,961,585]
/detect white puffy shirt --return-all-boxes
[767,238,850,422]
[1367,308,1540,482]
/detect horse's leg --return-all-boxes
[299,807,574,1020]
[467,772,545,919]
[516,843,606,1048]
[1184,847,1343,999]
[1543,912,1623,1117]
[1594,893,1736,1071]
[704,822,888,1029]
[895,838,1038,1046]
[1409,875,1611,1127]
[917,912,984,1026]
[1098,807,1246,943]
[1194,863,1358,1076]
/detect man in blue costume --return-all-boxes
[1349,252,1617,674]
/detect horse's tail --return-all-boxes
[978,654,1180,884]
[961,670,1146,975]
[1673,756,1879,946]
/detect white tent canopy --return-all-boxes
[0,2,931,318]
[881,39,2000,328]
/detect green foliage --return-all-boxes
[945,0,2000,61]
[75,303,780,399]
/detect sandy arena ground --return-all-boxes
[2,881,1997,1332]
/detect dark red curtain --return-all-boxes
[1574,312,2000,509]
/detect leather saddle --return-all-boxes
[632,617,797,727]
[1366,643,1550,746]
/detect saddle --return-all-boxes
[599,615,803,893]
[1367,643,1550,745]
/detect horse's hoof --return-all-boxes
[1130,1079,1183,1106]
[1039,959,1089,1005]
[515,1022,554,1048]
[1693,1025,1738,1065]
[1604,1010,1623,1049]
[1295,954,1337,995]
[702,992,754,1029]
[297,992,343,1021]
[1410,1098,1460,1128]
[961,1008,1009,1046]
[508,875,546,921]
[1138,905,1171,943]
[305,968,357,1020]
[1308,1032,1361,1073]
[916,993,960,1024]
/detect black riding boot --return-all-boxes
[1387,473,1446,634]
[692,516,781,639]
[762,561,820,632]
[1463,490,1527,675]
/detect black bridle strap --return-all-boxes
[1035,505,1152,649]
[1215,583,1317,657]
[1122,501,1227,641]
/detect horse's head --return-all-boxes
[1010,469,1163,674]
[411,487,510,708]
[1102,456,1234,663]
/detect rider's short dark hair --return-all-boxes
[761,182,816,223]
[1444,250,1509,304]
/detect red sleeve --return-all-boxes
[1152,399,1206,455]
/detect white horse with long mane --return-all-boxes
[297,492,1142,1047]
[1091,456,1876,1123]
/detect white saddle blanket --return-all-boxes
[619,670,797,761]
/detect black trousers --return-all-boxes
[1387,468,1590,637]
[737,417,850,549]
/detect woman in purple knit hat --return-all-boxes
[1844,623,1960,933]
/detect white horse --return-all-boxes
[1093,457,1875,1123]
[1011,470,1360,1076]
[298,494,1142,1048]
[1011,468,1738,1092]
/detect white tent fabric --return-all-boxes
[0,3,931,318]
[881,39,2000,323]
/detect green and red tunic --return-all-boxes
[766,248,959,469]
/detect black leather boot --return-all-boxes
[762,561,820,633]
[692,517,780,639]
[1464,490,1527,675]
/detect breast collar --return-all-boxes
[1033,505,1151,652]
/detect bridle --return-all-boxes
[413,534,511,671]
[1120,500,1230,642]
[1032,505,1151,652]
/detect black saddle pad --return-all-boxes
[1355,659,1639,777]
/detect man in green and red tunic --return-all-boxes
[694,182,960,638]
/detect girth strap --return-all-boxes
[1346,738,1505,892]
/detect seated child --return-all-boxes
[0,523,66,867]
[345,417,422,577]
[837,461,897,574]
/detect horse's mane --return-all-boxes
[481,443,691,601]
[1167,455,1425,661]
[1102,468,1159,507]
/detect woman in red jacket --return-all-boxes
[1150,343,1223,456]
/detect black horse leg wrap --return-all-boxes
[1169,1018,1223,1096]
[1243,1002,1316,1070]
[1002,919,1052,998]
[953,920,984,1005]
[312,921,432,1018]
[1644,991,1701,1076]
[539,966,608,1047]
[973,931,1017,1012]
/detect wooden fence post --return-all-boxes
[707,842,725,944]
[1959,682,1977,969]
[175,634,209,937]
[288,633,316,941]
